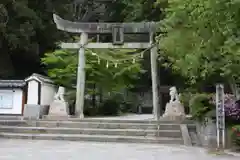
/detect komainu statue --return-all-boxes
[169,86,180,102]
[162,86,185,121]
[54,86,65,102]
[48,86,69,119]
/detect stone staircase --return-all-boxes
[0,117,192,145]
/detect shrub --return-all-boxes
[120,101,134,113]
[179,92,193,114]
[232,125,240,150]
[189,93,215,121]
[97,97,121,116]
[84,100,99,116]
[225,99,240,123]
[211,94,240,124]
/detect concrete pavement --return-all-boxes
[0,139,239,160]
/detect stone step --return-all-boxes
[0,132,183,144]
[0,120,181,130]
[29,121,181,130]
[0,120,26,126]
[42,116,194,124]
[0,116,22,120]
[0,126,182,138]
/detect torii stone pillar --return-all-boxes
[53,14,160,120]
[150,32,160,119]
[75,33,88,118]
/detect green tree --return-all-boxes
[42,48,146,115]
[41,48,145,95]
[105,0,164,22]
[1,0,108,78]
[158,0,240,95]
[0,0,73,78]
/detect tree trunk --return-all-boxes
[99,87,103,103]
[92,83,96,108]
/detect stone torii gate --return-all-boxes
[53,14,160,120]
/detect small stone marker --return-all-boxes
[47,86,69,120]
[23,104,41,120]
[162,101,185,121]
[48,100,68,116]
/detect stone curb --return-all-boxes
[0,132,184,144]
[225,150,240,157]
[180,124,192,146]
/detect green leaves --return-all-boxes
[158,0,240,85]
[0,0,75,78]
[41,48,145,94]
[41,49,77,87]
[107,0,163,22]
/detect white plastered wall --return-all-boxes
[40,83,56,105]
[26,80,39,105]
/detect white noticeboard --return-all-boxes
[0,91,13,109]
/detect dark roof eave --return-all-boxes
[0,80,26,88]
[0,86,25,89]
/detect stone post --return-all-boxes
[150,32,160,120]
[75,32,88,119]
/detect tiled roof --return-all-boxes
[25,73,54,84]
[0,80,26,88]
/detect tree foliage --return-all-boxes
[102,0,166,22]
[41,48,145,94]
[158,0,240,87]
[121,0,164,21]
[0,0,73,78]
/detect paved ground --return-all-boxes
[0,139,239,160]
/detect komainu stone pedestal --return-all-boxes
[161,101,186,121]
[47,100,69,120]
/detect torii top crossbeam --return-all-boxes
[53,14,157,34]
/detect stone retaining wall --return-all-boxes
[196,118,233,149]
[196,118,217,148]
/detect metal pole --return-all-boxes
[150,32,160,120]
[75,32,88,119]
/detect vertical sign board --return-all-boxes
[216,84,225,149]
[112,25,124,45]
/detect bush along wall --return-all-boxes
[211,94,240,124]
[232,126,240,151]
[211,94,240,150]
[189,93,215,122]
[188,93,240,149]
